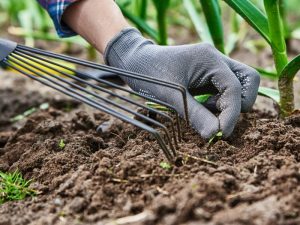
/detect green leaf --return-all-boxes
[223,0,271,44]
[183,0,213,44]
[194,94,212,103]
[255,67,278,80]
[209,131,223,144]
[146,94,212,112]
[0,170,36,204]
[258,86,280,103]
[152,0,170,45]
[264,0,288,73]
[159,162,172,170]
[10,107,37,122]
[145,102,170,111]
[59,139,66,149]
[280,54,300,80]
[199,0,225,53]
[118,3,159,42]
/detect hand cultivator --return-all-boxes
[0,38,189,163]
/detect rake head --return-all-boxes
[0,38,189,163]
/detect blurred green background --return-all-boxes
[1,0,300,56]
[1,0,300,110]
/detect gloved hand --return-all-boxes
[104,28,260,139]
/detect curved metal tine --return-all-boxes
[17,45,189,125]
[4,58,175,162]
[16,47,182,142]
[14,51,180,148]
[9,53,177,156]
[84,73,182,142]
[12,51,177,154]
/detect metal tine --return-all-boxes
[80,72,182,142]
[17,45,189,125]
[12,49,180,147]
[10,52,177,155]
[15,48,182,142]
[3,56,176,162]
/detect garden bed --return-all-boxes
[0,72,300,225]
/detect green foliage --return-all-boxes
[0,0,51,46]
[59,139,66,149]
[223,0,300,115]
[1,0,299,114]
[258,87,280,103]
[223,0,271,43]
[199,0,225,53]
[0,170,36,204]
[152,0,171,45]
[208,131,223,144]
[159,162,172,170]
[10,103,49,123]
[183,0,213,45]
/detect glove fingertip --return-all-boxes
[200,119,219,140]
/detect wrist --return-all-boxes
[104,27,154,66]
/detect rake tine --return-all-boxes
[3,58,176,162]
[17,45,189,126]
[88,76,182,142]
[11,51,177,154]
[16,46,182,141]
[14,51,180,148]
[15,49,182,142]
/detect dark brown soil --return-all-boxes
[0,76,300,225]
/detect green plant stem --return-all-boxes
[278,77,294,115]
[279,0,291,48]
[119,4,159,42]
[157,10,168,45]
[199,0,225,53]
[152,0,170,45]
[264,0,292,114]
[132,0,148,31]
[138,0,148,20]
[264,0,288,73]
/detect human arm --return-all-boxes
[37,0,260,138]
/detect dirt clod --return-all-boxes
[0,82,300,225]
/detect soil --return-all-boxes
[0,71,300,225]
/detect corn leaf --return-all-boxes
[183,0,213,44]
[255,67,278,80]
[223,0,271,44]
[152,0,170,45]
[280,54,300,80]
[9,27,89,47]
[132,0,147,20]
[258,86,280,103]
[264,0,288,73]
[199,0,225,53]
[118,4,159,42]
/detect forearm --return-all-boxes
[62,0,129,54]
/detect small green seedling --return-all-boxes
[10,103,49,122]
[146,94,213,112]
[58,139,66,149]
[208,131,223,144]
[159,162,172,170]
[0,170,36,204]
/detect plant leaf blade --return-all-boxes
[223,0,271,44]
[280,54,300,80]
[258,86,280,103]
[199,0,225,53]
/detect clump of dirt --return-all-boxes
[0,87,300,225]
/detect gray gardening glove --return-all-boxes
[104,28,260,139]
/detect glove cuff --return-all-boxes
[104,27,154,66]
